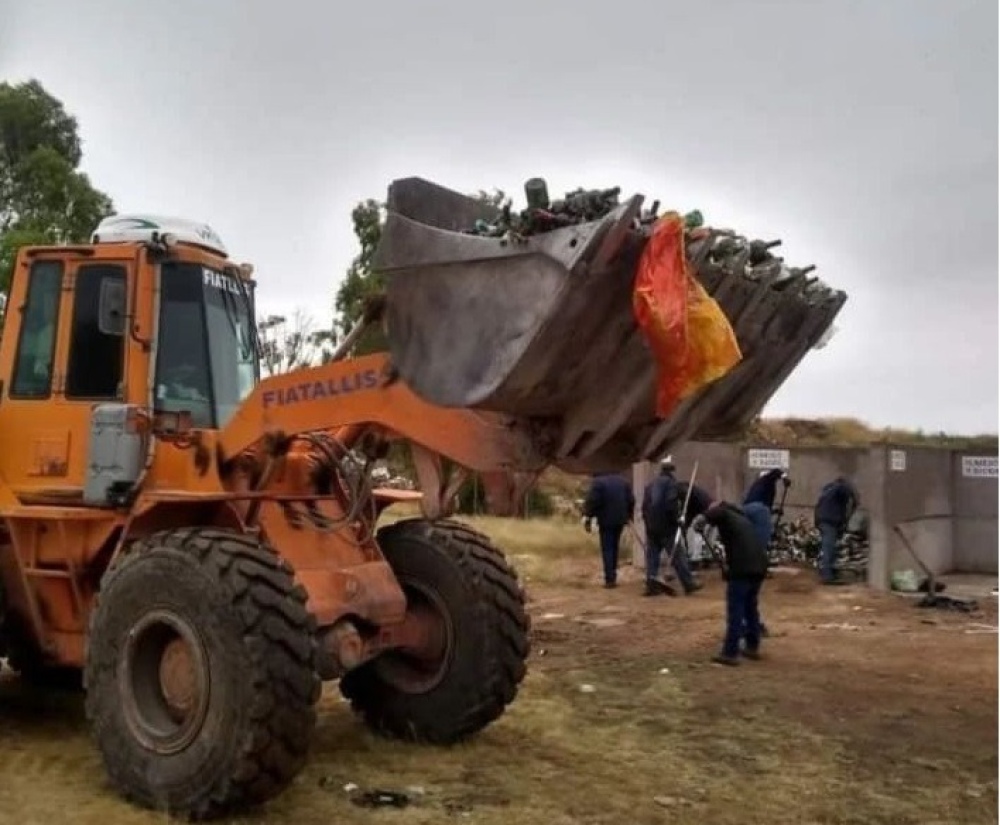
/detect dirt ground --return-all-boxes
[1,517,997,825]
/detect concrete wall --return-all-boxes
[627,441,997,584]
[951,451,999,573]
[881,446,955,576]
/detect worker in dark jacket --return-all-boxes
[683,482,770,638]
[813,476,860,584]
[641,459,701,597]
[583,472,635,588]
[743,468,789,511]
[692,500,769,665]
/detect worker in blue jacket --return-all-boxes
[583,472,635,588]
[814,476,860,584]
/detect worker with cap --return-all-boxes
[641,457,702,597]
[691,499,769,665]
[582,471,635,588]
[813,476,860,585]
[743,467,790,512]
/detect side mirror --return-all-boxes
[99,278,126,336]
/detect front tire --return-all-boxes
[340,518,530,744]
[83,528,321,820]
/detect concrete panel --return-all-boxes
[953,519,998,573]
[951,450,998,574]
[883,446,954,576]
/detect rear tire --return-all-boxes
[340,518,530,743]
[83,527,321,820]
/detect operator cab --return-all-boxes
[92,215,259,430]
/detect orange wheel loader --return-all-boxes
[0,177,846,819]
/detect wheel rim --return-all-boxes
[376,578,455,694]
[119,609,211,755]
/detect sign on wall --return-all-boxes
[747,448,790,470]
[961,456,998,479]
[890,449,906,472]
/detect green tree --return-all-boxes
[333,199,387,355]
[0,79,114,293]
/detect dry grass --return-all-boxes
[747,416,999,450]
[1,515,997,825]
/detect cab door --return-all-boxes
[0,254,130,502]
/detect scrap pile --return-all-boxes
[769,516,870,580]
[462,177,822,295]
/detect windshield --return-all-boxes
[155,261,258,428]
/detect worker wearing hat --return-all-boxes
[640,457,702,597]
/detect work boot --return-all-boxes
[712,653,740,667]
[684,581,704,595]
[741,648,762,660]
[604,581,617,589]
[643,580,664,597]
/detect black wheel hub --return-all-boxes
[376,579,455,694]
[119,609,211,755]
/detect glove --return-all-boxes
[781,475,792,488]
[690,514,708,535]
[582,517,592,534]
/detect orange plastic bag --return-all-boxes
[632,212,743,418]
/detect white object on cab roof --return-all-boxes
[91,214,228,257]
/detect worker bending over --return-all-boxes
[813,476,860,585]
[692,499,770,666]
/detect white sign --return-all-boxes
[962,456,998,479]
[747,448,790,470]
[890,449,906,472]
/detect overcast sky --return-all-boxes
[2,0,996,434]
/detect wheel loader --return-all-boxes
[0,176,846,819]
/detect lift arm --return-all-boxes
[218,352,552,474]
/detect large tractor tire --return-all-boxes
[340,518,530,743]
[83,528,321,820]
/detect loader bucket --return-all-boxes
[373,177,847,474]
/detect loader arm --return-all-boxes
[218,351,552,474]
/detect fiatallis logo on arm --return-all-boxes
[262,369,382,409]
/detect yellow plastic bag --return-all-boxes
[632,212,743,418]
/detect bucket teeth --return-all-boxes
[374,177,847,474]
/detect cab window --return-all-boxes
[11,260,63,398]
[66,264,127,399]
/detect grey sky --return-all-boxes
[2,0,997,433]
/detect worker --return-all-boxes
[691,499,770,666]
[813,476,860,585]
[582,472,635,588]
[641,458,702,597]
[681,481,770,638]
[743,467,790,511]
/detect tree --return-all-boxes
[0,79,114,293]
[333,199,387,355]
[257,310,335,377]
